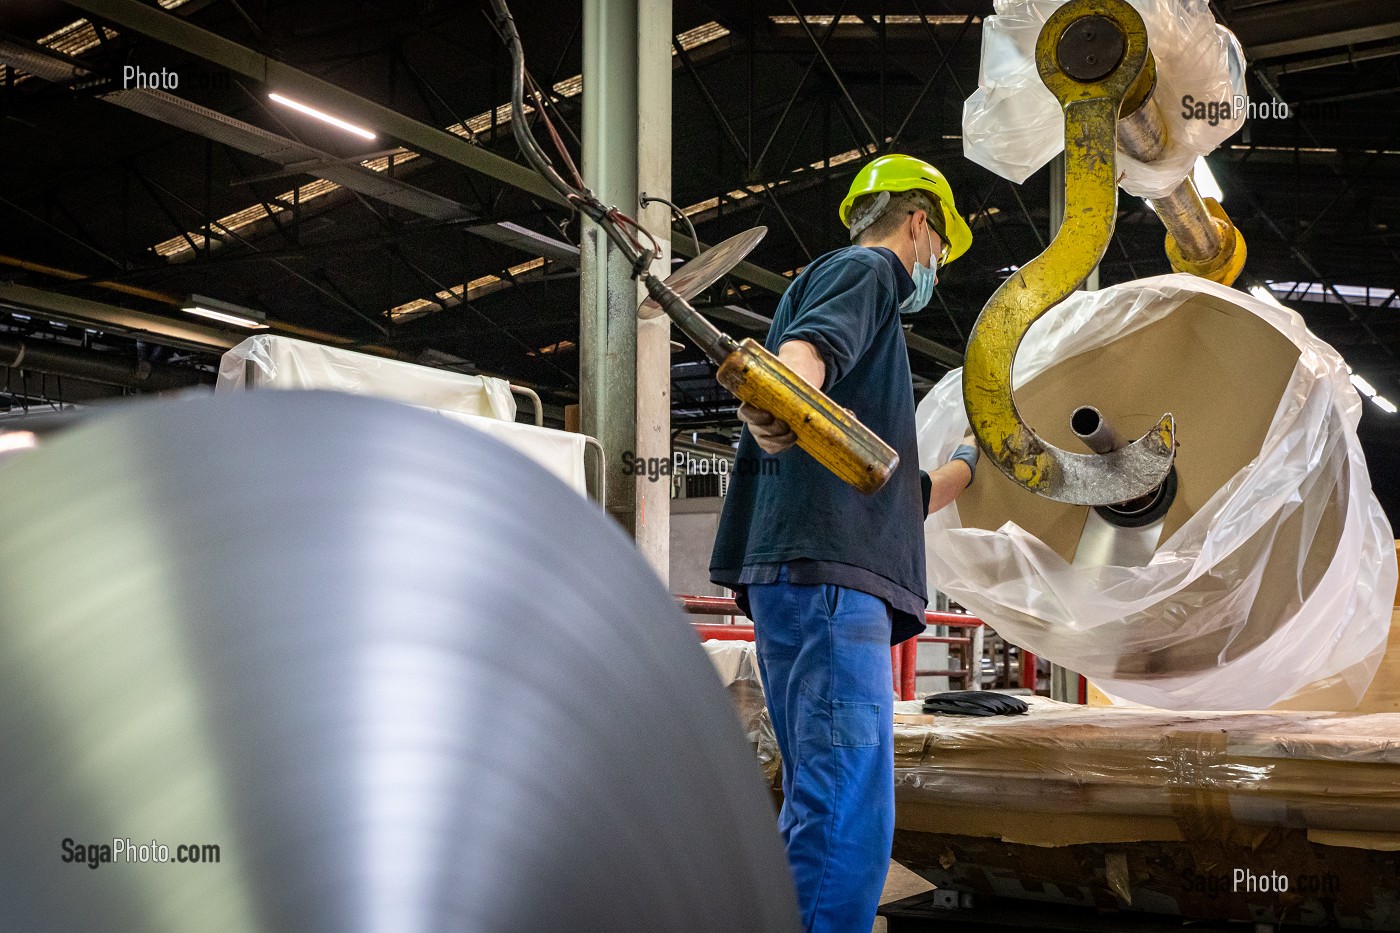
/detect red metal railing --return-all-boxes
[677,595,987,701]
[679,595,744,616]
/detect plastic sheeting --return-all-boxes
[962,0,1246,198]
[218,335,588,495]
[217,335,518,420]
[917,274,1396,710]
[701,643,1400,841]
[892,697,1400,843]
[704,640,780,785]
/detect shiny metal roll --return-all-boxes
[0,391,798,933]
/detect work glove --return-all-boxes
[739,403,797,455]
[949,443,978,486]
[921,690,1028,717]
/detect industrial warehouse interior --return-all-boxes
[2,0,1399,930]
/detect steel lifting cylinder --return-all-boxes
[1116,67,1247,285]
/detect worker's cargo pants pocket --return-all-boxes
[831,699,880,748]
[800,684,879,749]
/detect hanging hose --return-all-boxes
[486,0,743,364]
[486,0,902,495]
[488,0,659,279]
[639,192,700,250]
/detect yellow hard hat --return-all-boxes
[839,154,973,265]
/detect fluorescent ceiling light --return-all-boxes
[183,295,268,329]
[1194,156,1223,202]
[1374,396,1398,414]
[1351,374,1377,397]
[269,92,376,140]
[185,306,268,328]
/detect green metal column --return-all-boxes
[581,0,640,535]
[581,0,671,579]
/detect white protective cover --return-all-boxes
[218,335,518,420]
[918,275,1396,710]
[962,0,1246,198]
[434,410,587,495]
[218,336,587,494]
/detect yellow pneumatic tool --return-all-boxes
[642,243,899,495]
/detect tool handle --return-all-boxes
[717,338,900,495]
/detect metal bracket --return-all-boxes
[962,0,1175,506]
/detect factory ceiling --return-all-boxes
[1,0,1399,511]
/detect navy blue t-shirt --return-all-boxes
[709,245,928,645]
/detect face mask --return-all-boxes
[899,221,939,314]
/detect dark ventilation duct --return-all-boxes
[0,336,207,390]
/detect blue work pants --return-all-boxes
[748,568,895,933]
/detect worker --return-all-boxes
[710,154,977,933]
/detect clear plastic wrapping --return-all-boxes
[704,641,780,784]
[962,0,1246,198]
[917,274,1396,710]
[705,657,1400,841]
[893,699,1400,842]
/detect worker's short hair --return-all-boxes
[851,189,941,247]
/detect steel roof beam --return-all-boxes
[0,282,237,352]
[64,0,566,205]
[1224,0,1400,60]
[0,32,579,264]
[62,0,812,302]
